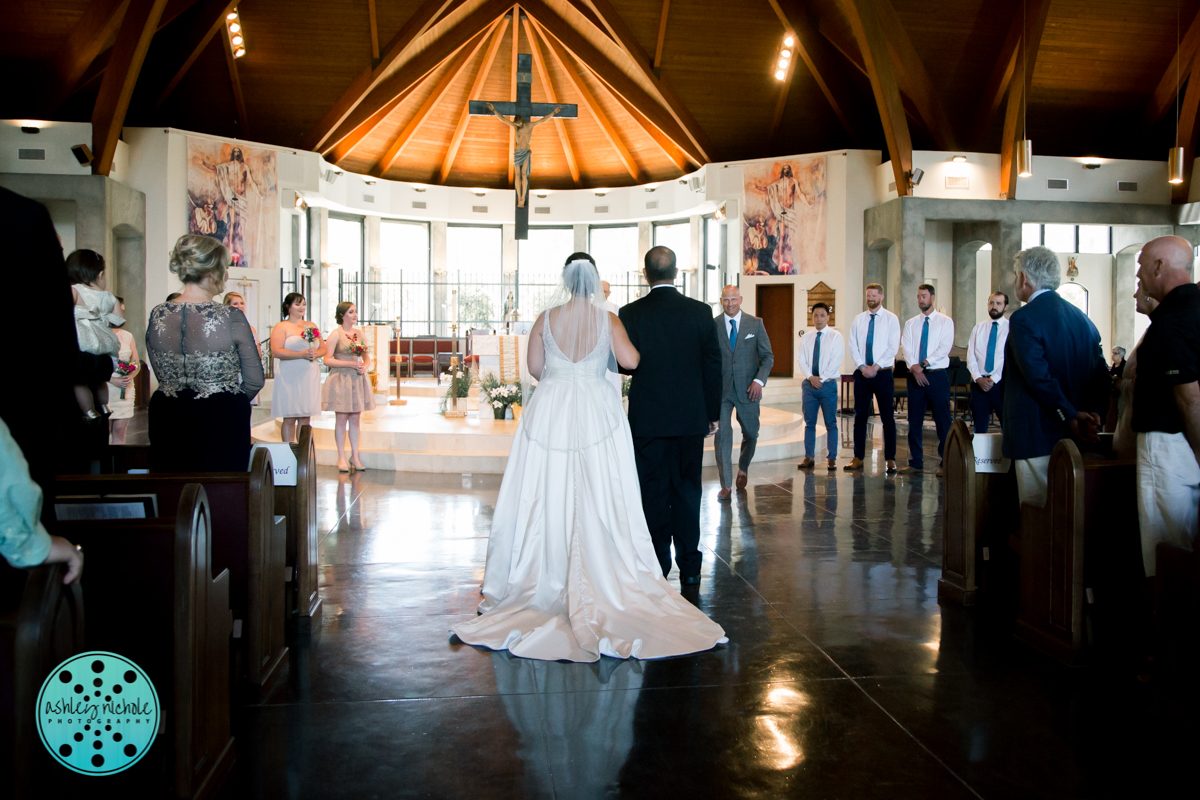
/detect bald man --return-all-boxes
[1132,235,1200,577]
[713,285,774,500]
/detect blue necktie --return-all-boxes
[729,319,738,351]
[812,331,822,378]
[864,314,876,365]
[919,316,929,365]
[984,321,998,374]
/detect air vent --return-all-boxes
[411,201,427,209]
[1047,178,1069,190]
[646,200,658,209]
[472,205,488,213]
[945,176,969,189]
[534,206,550,214]
[594,205,609,213]
[888,181,897,193]
[1117,181,1138,192]
[362,194,375,203]
[18,148,45,160]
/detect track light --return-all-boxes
[1169,147,1185,184]
[951,155,967,163]
[1018,139,1033,178]
[909,168,924,186]
[227,8,246,58]
[226,11,238,20]
[774,69,786,81]
[229,22,240,33]
[784,35,794,47]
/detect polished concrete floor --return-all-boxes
[215,411,1196,799]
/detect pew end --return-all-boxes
[275,425,322,639]
[1155,542,1200,706]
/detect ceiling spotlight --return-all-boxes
[294,194,308,211]
[473,188,487,196]
[227,11,238,21]
[909,167,924,186]
[714,202,727,221]
[774,69,786,81]
[20,126,39,134]
[784,35,794,47]
[594,189,608,197]
[535,192,549,199]
[780,49,791,59]
[231,35,243,46]
[364,178,377,185]
[234,47,246,58]
[229,22,241,33]
[951,155,967,163]
[778,58,789,69]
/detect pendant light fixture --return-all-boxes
[1017,0,1033,178]
[1170,0,1186,184]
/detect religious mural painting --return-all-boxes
[186,138,278,269]
[742,157,827,276]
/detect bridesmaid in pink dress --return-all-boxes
[323,302,375,472]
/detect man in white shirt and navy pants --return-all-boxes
[846,283,901,472]
[899,284,955,475]
[966,292,1010,433]
[797,302,844,470]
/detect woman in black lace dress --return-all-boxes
[146,235,264,472]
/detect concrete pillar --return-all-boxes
[573,223,588,254]
[897,206,925,324]
[952,221,1000,346]
[992,221,1022,309]
[307,206,325,328]
[430,220,448,336]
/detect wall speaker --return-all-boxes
[71,144,93,165]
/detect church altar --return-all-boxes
[471,333,531,387]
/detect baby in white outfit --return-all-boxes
[67,250,124,419]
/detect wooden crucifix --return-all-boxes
[469,53,578,239]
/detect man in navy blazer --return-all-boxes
[1002,246,1109,506]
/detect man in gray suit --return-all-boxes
[714,285,774,500]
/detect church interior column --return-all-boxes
[897,204,925,323]
[502,223,518,328]
[952,221,1000,346]
[366,215,381,324]
[573,223,588,254]
[637,221,651,288]
[992,221,1022,309]
[431,220,448,337]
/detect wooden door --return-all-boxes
[756,284,793,378]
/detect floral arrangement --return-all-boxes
[440,365,474,414]
[114,360,137,399]
[480,371,522,419]
[346,334,368,359]
[301,325,320,345]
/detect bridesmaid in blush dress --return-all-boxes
[270,292,325,443]
[323,302,375,472]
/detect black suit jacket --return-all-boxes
[619,286,722,438]
[0,187,112,493]
[1001,290,1109,460]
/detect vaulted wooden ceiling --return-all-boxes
[5,0,1200,197]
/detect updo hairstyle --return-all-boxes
[335,302,356,325]
[66,249,106,285]
[169,234,229,287]
[282,292,305,320]
[222,292,244,306]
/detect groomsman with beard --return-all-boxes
[845,283,900,473]
[967,292,1010,433]
[898,284,955,476]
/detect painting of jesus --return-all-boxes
[186,138,278,269]
[742,157,826,275]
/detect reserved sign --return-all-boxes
[971,433,1010,473]
[252,443,298,486]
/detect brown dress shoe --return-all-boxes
[896,465,921,475]
[736,470,748,489]
[843,458,864,471]
[797,457,815,469]
[827,459,837,470]
[886,460,897,473]
[717,487,732,501]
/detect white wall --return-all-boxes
[923,220,954,315]
[1054,252,1113,356]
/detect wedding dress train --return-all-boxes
[450,303,727,662]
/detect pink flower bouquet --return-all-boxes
[301,326,320,346]
[114,359,137,399]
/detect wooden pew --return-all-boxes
[1155,540,1200,705]
[1015,439,1139,665]
[272,425,322,636]
[0,562,85,800]
[55,450,288,700]
[107,435,321,638]
[52,484,234,799]
[939,421,1020,606]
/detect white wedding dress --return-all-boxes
[450,290,727,662]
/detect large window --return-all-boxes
[653,220,690,294]
[1020,224,1112,254]
[704,216,724,308]
[329,215,364,329]
[518,226,575,318]
[1057,283,1088,315]
[377,219,430,330]
[590,225,641,307]
[446,225,503,329]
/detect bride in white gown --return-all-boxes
[450,255,727,662]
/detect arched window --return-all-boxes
[1057,282,1088,316]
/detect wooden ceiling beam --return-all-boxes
[521,0,704,166]
[870,0,955,150]
[438,15,510,182]
[91,0,169,176]
[529,17,641,182]
[839,0,911,196]
[523,17,581,186]
[373,18,501,177]
[999,0,1051,200]
[1171,48,1200,203]
[152,0,239,109]
[608,90,686,171]
[316,0,512,158]
[566,0,715,162]
[972,1,1022,145]
[305,0,460,152]
[1145,9,1200,126]
[368,0,381,64]
[45,0,130,114]
[222,18,249,137]
[653,0,670,70]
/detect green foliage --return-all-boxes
[439,365,474,413]
[621,375,632,398]
[458,290,494,327]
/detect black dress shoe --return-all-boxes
[680,575,701,586]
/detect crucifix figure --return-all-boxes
[469,53,578,238]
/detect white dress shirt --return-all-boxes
[901,310,955,370]
[797,326,844,383]
[967,316,1010,383]
[847,307,901,370]
[723,311,765,386]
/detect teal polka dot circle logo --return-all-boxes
[36,652,159,775]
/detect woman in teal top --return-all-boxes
[0,418,83,583]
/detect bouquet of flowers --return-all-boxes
[114,359,137,399]
[346,334,368,360]
[301,326,320,346]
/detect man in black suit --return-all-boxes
[619,246,722,587]
[1001,245,1109,506]
[0,187,112,504]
